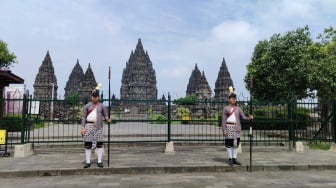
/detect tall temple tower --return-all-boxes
[120,39,158,100]
[33,51,58,118]
[186,64,202,96]
[64,59,85,98]
[78,63,97,101]
[214,57,234,101]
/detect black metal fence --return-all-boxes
[0,95,335,148]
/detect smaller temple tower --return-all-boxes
[64,59,85,98]
[77,63,97,101]
[214,57,234,101]
[186,64,212,100]
[186,64,202,96]
[194,71,212,100]
[185,65,212,119]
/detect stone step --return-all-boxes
[1,164,336,177]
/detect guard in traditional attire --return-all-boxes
[80,84,111,168]
[222,87,253,166]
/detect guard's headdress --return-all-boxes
[228,86,236,99]
[91,84,101,97]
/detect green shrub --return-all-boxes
[242,105,310,130]
[30,119,45,129]
[65,93,80,105]
[175,107,191,119]
[148,114,167,124]
[0,115,45,132]
[173,95,196,105]
[1,115,23,132]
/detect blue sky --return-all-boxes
[1,0,335,99]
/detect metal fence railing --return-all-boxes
[0,95,335,148]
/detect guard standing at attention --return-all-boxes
[81,84,111,168]
[222,86,253,166]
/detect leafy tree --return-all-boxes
[245,26,313,101]
[307,27,336,137]
[0,40,17,69]
[307,27,336,100]
[245,26,336,138]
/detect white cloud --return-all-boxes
[211,21,259,42]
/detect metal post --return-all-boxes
[21,94,27,144]
[50,83,54,125]
[27,95,32,143]
[333,100,336,143]
[167,93,171,142]
[108,67,111,167]
[4,130,9,156]
[249,77,253,173]
[288,101,294,150]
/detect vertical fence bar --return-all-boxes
[167,93,171,142]
[333,100,336,143]
[20,94,27,144]
[249,77,253,173]
[108,67,111,167]
[288,100,295,150]
[288,101,291,148]
[27,95,32,143]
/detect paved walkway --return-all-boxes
[1,144,336,177]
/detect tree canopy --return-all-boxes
[245,26,336,101]
[0,40,17,69]
[307,27,336,100]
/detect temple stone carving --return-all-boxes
[33,51,58,118]
[214,57,234,101]
[120,39,158,100]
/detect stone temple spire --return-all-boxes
[64,59,85,98]
[33,51,58,119]
[186,63,202,96]
[135,38,144,52]
[78,63,97,101]
[33,51,58,100]
[195,71,212,100]
[214,57,234,101]
[120,38,158,100]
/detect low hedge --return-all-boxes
[0,115,44,132]
[0,115,24,132]
[218,105,310,130]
